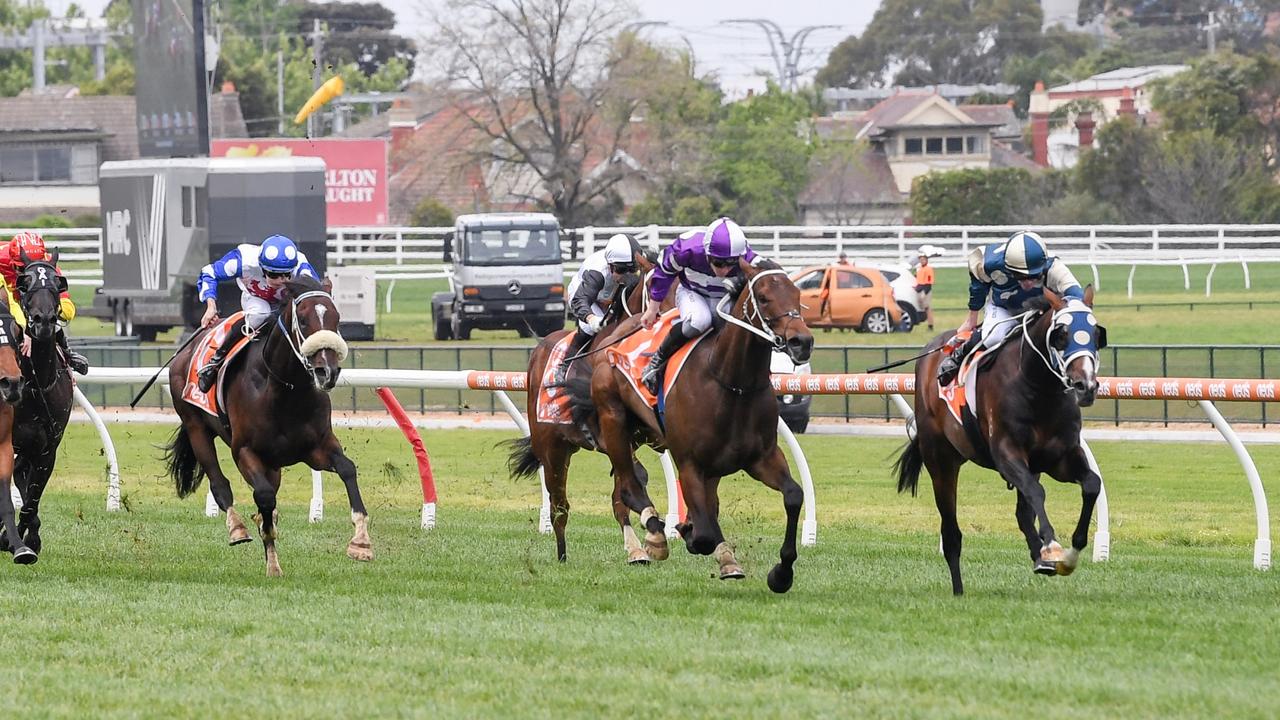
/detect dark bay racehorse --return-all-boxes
[165,276,366,577]
[9,257,74,561]
[567,259,814,593]
[507,269,673,564]
[896,286,1105,595]
[0,309,28,562]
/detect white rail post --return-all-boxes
[309,470,324,523]
[1198,400,1271,570]
[660,451,680,539]
[775,418,817,546]
[1241,257,1251,290]
[1079,439,1110,562]
[384,278,397,314]
[395,229,404,266]
[1205,263,1217,298]
[494,390,550,534]
[1127,264,1136,299]
[72,386,121,512]
[204,490,219,517]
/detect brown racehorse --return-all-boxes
[164,276,366,577]
[506,265,674,565]
[895,287,1105,595]
[0,308,28,562]
[565,259,814,593]
[10,257,74,562]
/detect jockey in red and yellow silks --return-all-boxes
[1,231,88,374]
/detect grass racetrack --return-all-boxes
[9,423,1279,718]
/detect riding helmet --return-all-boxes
[259,234,300,273]
[603,234,633,265]
[8,230,47,266]
[703,217,748,260]
[1003,230,1049,278]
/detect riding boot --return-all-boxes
[642,324,691,396]
[198,323,245,393]
[553,328,593,384]
[56,329,89,375]
[937,332,981,386]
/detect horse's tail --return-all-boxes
[164,425,206,498]
[504,435,541,480]
[894,434,924,497]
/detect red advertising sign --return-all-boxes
[211,138,389,226]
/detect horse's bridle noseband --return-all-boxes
[714,268,801,354]
[269,290,348,388]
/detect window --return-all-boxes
[880,270,900,282]
[794,270,825,291]
[195,185,208,227]
[945,137,964,154]
[836,270,873,289]
[904,138,923,155]
[925,137,943,155]
[966,136,985,154]
[0,144,84,185]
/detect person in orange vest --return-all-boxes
[1,231,90,375]
[913,248,936,332]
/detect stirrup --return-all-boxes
[68,351,89,375]
[197,361,220,392]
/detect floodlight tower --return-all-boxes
[721,19,840,92]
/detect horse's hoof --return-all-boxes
[346,542,374,562]
[12,547,36,565]
[228,531,252,546]
[1056,548,1080,576]
[627,548,651,565]
[644,534,669,561]
[1033,560,1058,576]
[718,563,745,580]
[767,564,793,593]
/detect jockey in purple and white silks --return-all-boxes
[937,230,1083,385]
[195,234,319,392]
[639,217,759,395]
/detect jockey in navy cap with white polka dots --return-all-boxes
[195,234,319,392]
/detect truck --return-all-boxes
[91,157,375,339]
[431,213,566,340]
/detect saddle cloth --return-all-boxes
[181,312,255,417]
[937,325,1023,424]
[535,333,574,425]
[606,309,706,408]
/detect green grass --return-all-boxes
[8,423,1279,717]
[65,263,1280,347]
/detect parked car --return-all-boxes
[772,349,812,434]
[866,262,923,332]
[790,264,903,333]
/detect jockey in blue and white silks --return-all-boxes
[938,230,1083,384]
[639,217,759,395]
[195,234,318,392]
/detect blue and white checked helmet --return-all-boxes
[1003,230,1049,278]
[259,234,300,273]
[703,217,748,260]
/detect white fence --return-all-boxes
[10,224,1280,299]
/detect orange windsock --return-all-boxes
[293,75,345,124]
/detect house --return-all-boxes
[799,91,1035,225]
[1030,65,1187,168]
[0,85,247,223]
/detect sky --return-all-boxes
[44,0,881,97]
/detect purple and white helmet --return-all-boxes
[702,217,748,260]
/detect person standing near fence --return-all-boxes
[914,249,936,332]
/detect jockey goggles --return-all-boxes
[609,262,637,274]
[709,257,737,269]
[263,268,292,279]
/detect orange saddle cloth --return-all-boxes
[938,346,988,423]
[606,310,704,408]
[535,333,574,425]
[181,312,255,417]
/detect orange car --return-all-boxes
[790,264,903,333]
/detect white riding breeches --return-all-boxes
[675,283,715,337]
[241,293,275,331]
[577,303,605,335]
[980,302,1019,349]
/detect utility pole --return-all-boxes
[277,49,285,135]
[721,19,840,92]
[1204,11,1219,55]
[309,18,324,137]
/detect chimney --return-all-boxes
[1118,86,1137,118]
[389,99,417,169]
[1075,110,1096,150]
[1029,80,1050,167]
[221,81,236,93]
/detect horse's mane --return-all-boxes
[606,273,643,320]
[284,275,323,296]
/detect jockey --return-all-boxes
[195,234,318,393]
[1,231,90,375]
[937,230,1083,385]
[639,217,758,395]
[553,233,643,383]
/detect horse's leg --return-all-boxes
[921,446,966,596]
[309,436,370,562]
[540,438,572,562]
[992,442,1061,575]
[593,382,652,565]
[185,418,250,545]
[746,446,804,593]
[1013,482,1042,563]
[611,456,665,564]
[17,453,56,556]
[1048,447,1101,576]
[235,448,283,577]
[630,459,668,561]
[0,412,33,563]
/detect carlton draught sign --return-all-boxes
[211,139,389,226]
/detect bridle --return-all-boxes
[265,290,348,390]
[17,262,66,393]
[1019,301,1099,392]
[715,268,802,355]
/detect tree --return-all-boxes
[909,167,1068,224]
[409,197,455,227]
[816,0,1044,88]
[1152,52,1280,165]
[710,85,813,224]
[426,0,645,227]
[296,1,415,77]
[1074,116,1163,221]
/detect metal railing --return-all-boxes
[77,342,1277,426]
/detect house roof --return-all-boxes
[958,104,1022,139]
[0,95,139,160]
[797,146,903,209]
[990,140,1040,171]
[1048,65,1187,95]
[858,91,1002,137]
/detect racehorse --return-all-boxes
[0,308,28,562]
[9,257,74,561]
[507,269,672,564]
[164,276,365,577]
[568,259,814,593]
[895,286,1105,595]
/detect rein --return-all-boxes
[1018,302,1099,392]
[709,268,800,395]
[264,289,348,391]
